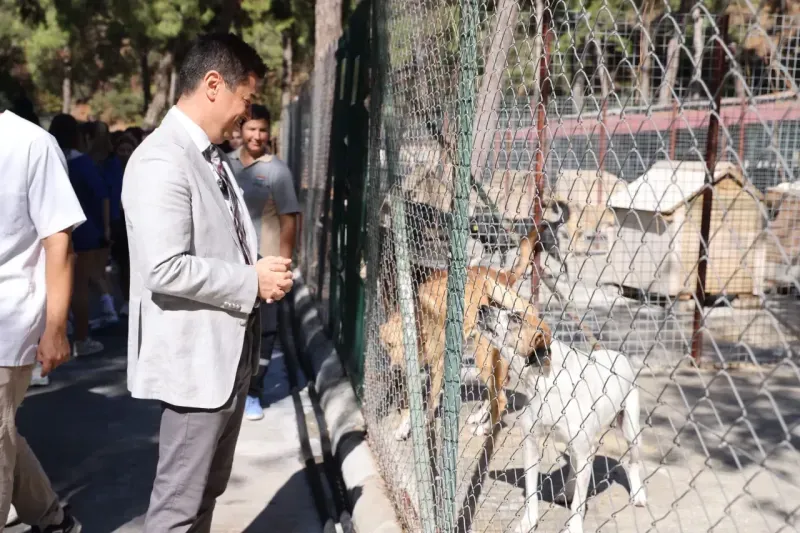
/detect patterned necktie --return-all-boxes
[202,145,253,265]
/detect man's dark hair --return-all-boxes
[49,113,80,151]
[11,96,40,126]
[178,33,267,96]
[125,126,145,143]
[246,104,271,126]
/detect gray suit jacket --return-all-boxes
[122,111,261,409]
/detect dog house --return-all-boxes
[546,170,626,254]
[765,181,800,285]
[607,160,767,298]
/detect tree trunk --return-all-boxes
[594,38,610,100]
[311,0,342,189]
[140,46,151,115]
[659,2,691,107]
[61,71,71,114]
[168,64,177,107]
[691,7,704,99]
[471,0,520,176]
[143,51,174,129]
[659,24,681,106]
[61,47,72,114]
[279,31,293,159]
[571,40,586,114]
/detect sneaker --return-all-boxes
[72,338,104,357]
[6,504,18,525]
[31,510,82,533]
[30,363,50,387]
[244,395,264,421]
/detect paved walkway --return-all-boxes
[10,323,325,533]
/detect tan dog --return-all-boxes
[380,225,551,439]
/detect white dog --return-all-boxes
[482,307,647,533]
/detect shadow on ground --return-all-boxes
[14,324,160,532]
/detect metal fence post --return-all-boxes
[691,14,729,363]
[442,0,478,528]
[389,194,438,533]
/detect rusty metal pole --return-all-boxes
[690,14,729,363]
[738,92,746,164]
[669,100,679,159]
[532,9,551,305]
[597,100,608,206]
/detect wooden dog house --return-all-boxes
[607,161,767,298]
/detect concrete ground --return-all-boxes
[364,239,800,532]
[8,322,327,533]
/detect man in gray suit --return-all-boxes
[121,33,294,532]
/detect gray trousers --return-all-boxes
[144,319,256,533]
[0,365,64,529]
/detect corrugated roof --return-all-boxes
[607,160,753,215]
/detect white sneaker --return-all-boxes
[30,363,50,387]
[6,504,18,525]
[72,338,104,357]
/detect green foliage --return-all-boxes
[2,0,315,125]
[89,78,144,124]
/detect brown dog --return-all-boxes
[380,224,551,439]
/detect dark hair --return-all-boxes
[178,33,267,96]
[11,96,40,126]
[49,114,80,151]
[125,126,145,143]
[246,104,271,126]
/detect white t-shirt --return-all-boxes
[0,111,86,366]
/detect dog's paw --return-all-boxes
[394,419,412,441]
[466,408,489,426]
[472,421,494,437]
[630,488,647,507]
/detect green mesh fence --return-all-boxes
[284,3,800,531]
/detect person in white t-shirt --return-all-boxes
[0,109,85,532]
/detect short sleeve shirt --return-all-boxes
[0,111,86,366]
[227,148,300,257]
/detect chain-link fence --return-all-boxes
[285,1,800,531]
[284,43,338,310]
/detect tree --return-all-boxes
[471,0,520,176]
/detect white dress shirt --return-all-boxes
[0,111,86,366]
[168,106,241,223]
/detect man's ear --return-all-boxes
[204,71,224,100]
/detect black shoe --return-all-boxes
[30,511,82,533]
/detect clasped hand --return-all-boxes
[256,256,294,303]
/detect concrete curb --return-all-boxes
[291,271,403,533]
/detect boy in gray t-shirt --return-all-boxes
[227,104,300,421]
